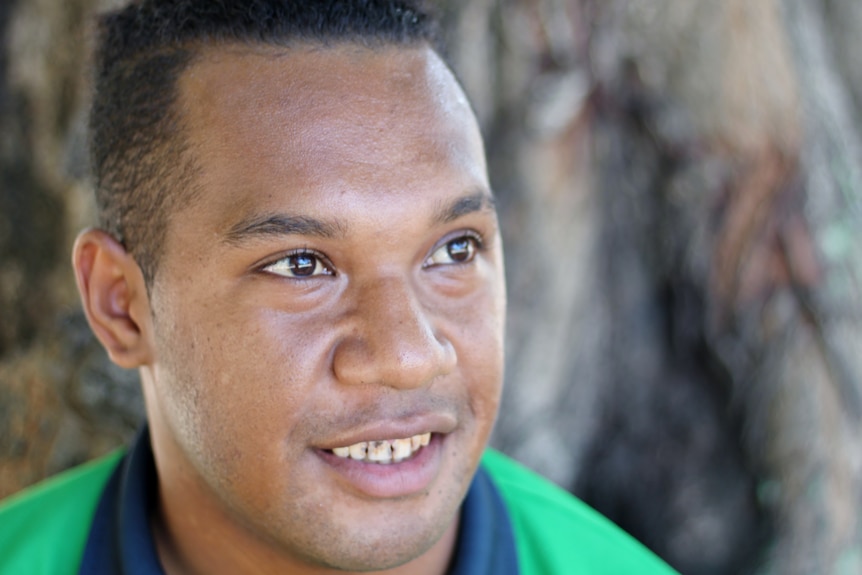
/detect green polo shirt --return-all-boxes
[0,445,677,574]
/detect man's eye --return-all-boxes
[425,235,480,267]
[263,252,332,278]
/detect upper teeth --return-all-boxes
[331,433,431,464]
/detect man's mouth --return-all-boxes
[328,433,432,464]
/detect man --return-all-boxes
[0,1,677,573]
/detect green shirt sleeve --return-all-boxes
[0,451,123,575]
[481,449,680,575]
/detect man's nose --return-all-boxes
[332,276,456,389]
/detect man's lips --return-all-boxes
[312,413,456,499]
[316,433,445,499]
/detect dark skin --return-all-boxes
[73,44,506,574]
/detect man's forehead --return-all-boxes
[175,41,479,166]
[162,39,490,242]
[179,41,464,116]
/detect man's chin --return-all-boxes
[272,505,460,574]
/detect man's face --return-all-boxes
[141,44,505,571]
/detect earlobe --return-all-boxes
[72,228,153,368]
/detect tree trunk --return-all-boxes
[0,0,144,497]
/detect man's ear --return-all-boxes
[72,228,154,368]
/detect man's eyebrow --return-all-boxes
[222,213,345,244]
[433,190,497,224]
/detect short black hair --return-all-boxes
[90,0,440,286]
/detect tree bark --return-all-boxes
[0,0,144,497]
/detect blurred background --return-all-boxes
[3,1,862,573]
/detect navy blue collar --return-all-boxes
[80,428,518,574]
